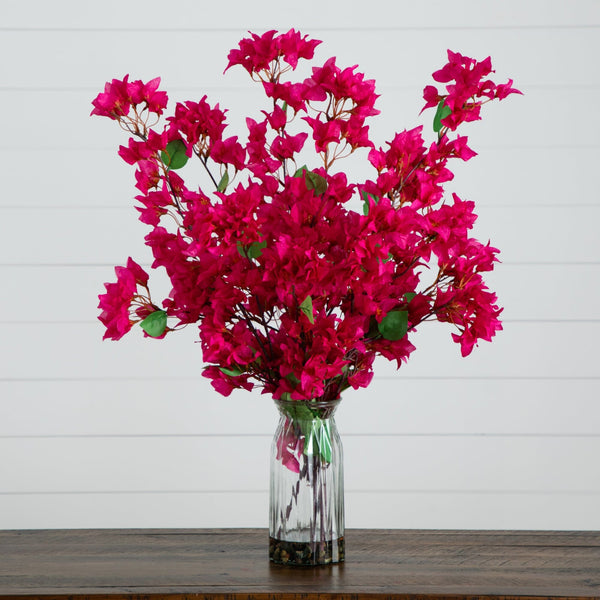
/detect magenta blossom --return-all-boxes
[98,258,151,340]
[91,75,168,120]
[92,31,520,401]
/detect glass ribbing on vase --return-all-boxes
[269,398,344,565]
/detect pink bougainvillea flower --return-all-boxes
[98,258,150,341]
[209,136,246,170]
[91,75,168,119]
[91,75,134,119]
[277,29,322,68]
[270,131,308,160]
[225,29,321,75]
[92,31,520,403]
[275,421,305,473]
[167,96,228,153]
[303,115,342,152]
[124,256,150,287]
[127,77,168,114]
[421,50,521,132]
[117,129,168,165]
[262,80,309,113]
[494,78,522,100]
[225,29,280,74]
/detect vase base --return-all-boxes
[269,535,345,566]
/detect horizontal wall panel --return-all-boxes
[0,436,270,494]
[3,146,596,210]
[1,378,599,437]
[345,490,600,531]
[0,207,149,265]
[0,29,597,89]
[2,264,598,323]
[2,0,598,30]
[1,435,598,494]
[345,436,600,492]
[341,378,600,435]
[451,147,599,208]
[1,206,598,264]
[0,86,589,154]
[381,320,598,379]
[1,0,597,535]
[487,263,600,321]
[476,205,600,264]
[0,321,597,379]
[1,489,599,531]
[0,491,269,530]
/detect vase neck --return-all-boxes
[274,398,341,420]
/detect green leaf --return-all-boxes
[304,170,327,195]
[285,372,301,387]
[433,100,452,133]
[361,190,379,215]
[160,139,188,170]
[315,420,332,462]
[247,240,266,259]
[301,418,332,462]
[237,240,266,259]
[404,292,417,303]
[219,366,244,377]
[366,315,380,338]
[291,404,316,422]
[139,310,167,338]
[293,165,308,177]
[361,190,370,216]
[378,310,408,341]
[217,170,229,192]
[299,296,314,324]
[293,166,327,195]
[281,403,333,464]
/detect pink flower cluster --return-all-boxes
[92,30,520,400]
[422,50,520,131]
[92,75,168,121]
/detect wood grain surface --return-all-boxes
[1,528,599,599]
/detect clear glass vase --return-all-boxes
[269,398,344,566]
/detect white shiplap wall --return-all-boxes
[1,0,599,530]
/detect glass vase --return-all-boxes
[269,398,344,566]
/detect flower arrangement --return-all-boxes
[92,29,520,402]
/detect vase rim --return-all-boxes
[273,397,341,409]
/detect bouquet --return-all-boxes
[92,29,520,402]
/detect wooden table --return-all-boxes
[1,528,599,599]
